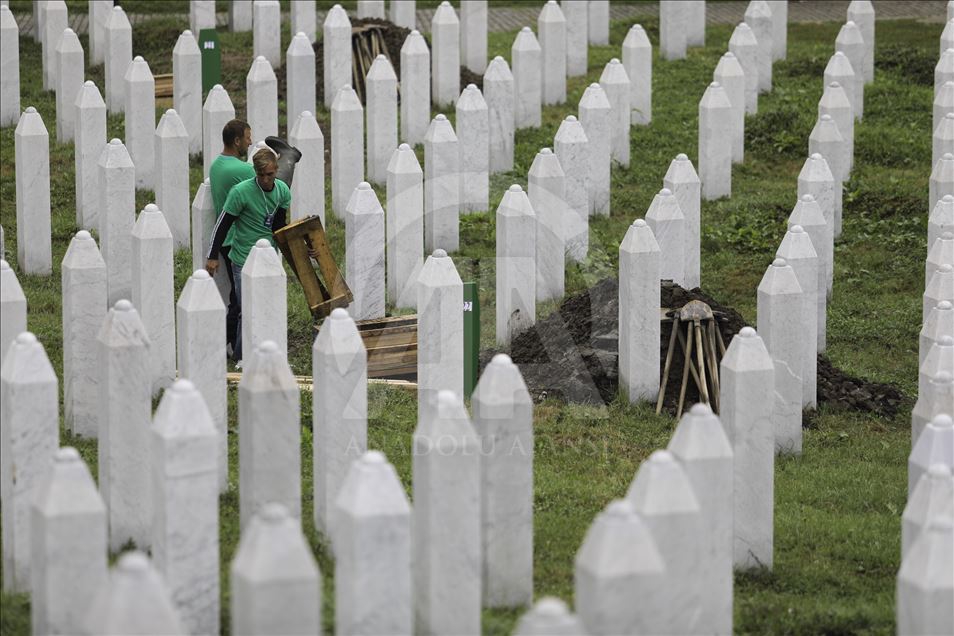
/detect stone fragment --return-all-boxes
[664,154,702,288]
[529,148,565,301]
[323,5,352,108]
[472,354,533,607]
[291,0,316,42]
[230,505,321,633]
[496,185,536,346]
[412,391,481,635]
[757,258,803,455]
[104,7,131,113]
[155,110,191,248]
[366,55,398,185]
[485,56,515,174]
[334,451,411,635]
[1,333,58,592]
[418,250,463,421]
[238,341,301,527]
[847,1,875,82]
[575,500,665,635]
[253,0,280,69]
[74,82,106,229]
[896,518,954,635]
[176,270,227,491]
[936,113,954,171]
[83,552,186,635]
[720,327,775,569]
[514,597,586,635]
[132,204,176,394]
[386,144,425,309]
[288,111,324,224]
[150,380,219,635]
[903,463,954,559]
[619,220,660,403]
[97,300,152,551]
[461,0,487,74]
[554,115,589,261]
[242,239,287,355]
[714,52,746,163]
[818,80,854,176]
[579,82,612,216]
[202,84,236,178]
[809,114,845,237]
[401,30,430,146]
[246,55,278,144]
[729,22,759,114]
[286,32,316,126]
[0,260,26,362]
[54,28,83,142]
[787,194,831,351]
[432,2,460,107]
[390,0,416,29]
[331,85,364,216]
[512,28,542,130]
[457,84,490,213]
[0,6,20,127]
[668,404,734,635]
[62,232,107,437]
[622,25,652,125]
[313,309,368,539]
[659,1,687,61]
[345,183,386,320]
[563,0,588,77]
[625,450,704,634]
[931,156,954,216]
[539,1,566,105]
[424,115,460,253]
[600,58,631,167]
[836,21,866,119]
[588,0,609,45]
[645,188,685,285]
[776,225,818,408]
[98,139,135,304]
[14,107,52,276]
[699,81,734,200]
[744,0,774,93]
[173,31,202,154]
[30,448,107,635]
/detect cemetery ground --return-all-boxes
[0,7,939,636]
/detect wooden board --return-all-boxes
[155,73,173,98]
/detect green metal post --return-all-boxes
[198,28,221,94]
[463,281,480,398]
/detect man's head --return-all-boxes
[222,119,252,156]
[252,148,279,191]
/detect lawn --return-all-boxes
[0,5,940,635]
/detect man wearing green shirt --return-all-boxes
[209,119,254,358]
[206,148,291,363]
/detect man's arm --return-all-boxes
[206,210,238,275]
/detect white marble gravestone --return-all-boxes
[579,82,612,216]
[413,391,481,635]
[512,28,542,129]
[104,7,131,113]
[720,327,775,570]
[291,0,316,43]
[97,300,152,552]
[74,82,106,229]
[461,0,487,74]
[238,341,301,527]
[124,56,156,189]
[401,30,431,146]
[132,204,176,395]
[98,139,135,304]
[796,157,835,295]
[529,148,566,302]
[0,6,20,127]
[345,183,386,319]
[386,144,425,309]
[312,308,368,538]
[424,115,460,253]
[54,28,83,143]
[514,597,586,635]
[0,260,26,363]
[366,55,398,185]
[699,82,734,200]
[619,219,660,403]
[173,31,202,154]
[62,231,107,438]
[836,22,866,119]
[1,333,58,593]
[457,84,490,213]
[714,52,746,163]
[323,5,352,108]
[289,111,325,223]
[202,84,235,177]
[768,0,788,60]
[30,448,107,636]
[246,56,278,152]
[744,0,774,93]
[903,463,954,562]
[432,2,460,107]
[155,110,191,248]
[645,188,685,285]
[931,157,954,217]
[334,451,411,635]
[418,250,464,421]
[391,0,416,29]
[189,0,215,36]
[496,185,537,346]
[241,239,287,355]
[686,0,706,47]
[809,114,845,237]
[788,195,830,351]
[286,32,316,127]
[819,80,854,176]
[555,115,589,261]
[775,225,818,408]
[485,56,515,174]
[600,59,631,168]
[623,25,652,125]
[896,517,954,636]
[231,504,321,634]
[14,107,52,275]
[539,1,567,105]
[563,0,588,77]
[41,1,66,92]
[150,379,219,636]
[729,22,759,114]
[663,154,702,288]
[176,270,228,491]
[659,1,687,61]
[253,0,281,69]
[936,113,954,172]
[331,85,364,217]
[589,0,609,45]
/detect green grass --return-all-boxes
[0,9,940,636]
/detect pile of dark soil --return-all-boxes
[481,277,904,420]
[311,18,481,106]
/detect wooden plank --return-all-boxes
[360,326,417,350]
[155,74,173,98]
[355,314,418,330]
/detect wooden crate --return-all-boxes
[346,314,418,380]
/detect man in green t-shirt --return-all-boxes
[206,148,291,363]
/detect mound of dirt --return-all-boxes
[481,277,905,420]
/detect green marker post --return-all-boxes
[463,282,480,399]
[198,28,221,94]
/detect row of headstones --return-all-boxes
[900,21,954,634]
[1,268,536,634]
